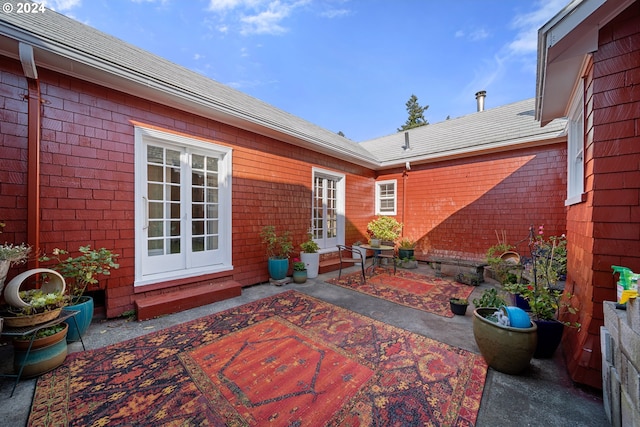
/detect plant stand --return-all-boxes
[0,309,85,397]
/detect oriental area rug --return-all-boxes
[29,290,487,426]
[328,269,475,317]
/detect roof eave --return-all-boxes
[535,0,636,125]
[0,24,380,169]
[377,133,568,170]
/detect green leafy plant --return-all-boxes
[367,216,403,242]
[485,234,516,284]
[7,289,67,316]
[300,234,319,253]
[398,237,416,249]
[0,243,31,265]
[260,226,293,259]
[292,258,306,271]
[514,283,579,327]
[39,246,119,303]
[450,298,468,305]
[0,221,31,266]
[514,226,578,327]
[531,228,567,286]
[17,323,65,340]
[472,288,507,308]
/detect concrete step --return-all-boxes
[135,280,242,320]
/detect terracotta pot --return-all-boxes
[3,307,63,328]
[473,307,537,375]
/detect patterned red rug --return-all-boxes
[29,290,487,426]
[328,269,475,317]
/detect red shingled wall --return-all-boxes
[0,59,375,317]
[562,2,640,390]
[379,144,568,261]
[0,60,29,247]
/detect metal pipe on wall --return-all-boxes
[20,43,41,267]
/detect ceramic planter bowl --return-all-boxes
[4,268,66,309]
[473,307,537,375]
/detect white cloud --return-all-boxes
[240,4,290,35]
[321,8,350,19]
[454,27,489,42]
[459,1,567,107]
[41,0,82,11]
[194,53,204,60]
[206,0,311,36]
[508,0,568,55]
[208,0,266,12]
[469,28,489,41]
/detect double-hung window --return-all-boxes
[135,127,232,286]
[375,180,397,215]
[566,88,585,205]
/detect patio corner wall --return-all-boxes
[378,144,568,262]
[563,2,640,390]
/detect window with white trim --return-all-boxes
[375,180,397,215]
[566,89,584,205]
[134,127,232,286]
[312,168,345,250]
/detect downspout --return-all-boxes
[402,162,410,235]
[19,43,41,267]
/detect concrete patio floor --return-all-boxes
[0,262,607,426]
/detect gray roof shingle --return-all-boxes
[360,99,567,167]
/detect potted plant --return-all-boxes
[39,246,120,342]
[502,227,578,358]
[12,322,69,377]
[449,298,468,315]
[260,226,293,280]
[485,237,517,284]
[2,288,68,328]
[471,287,538,374]
[367,216,403,247]
[0,222,32,294]
[292,258,307,284]
[514,228,578,358]
[398,255,418,269]
[472,287,507,309]
[299,233,320,279]
[398,237,416,260]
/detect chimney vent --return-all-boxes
[403,132,410,150]
[475,90,486,112]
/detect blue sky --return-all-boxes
[43,0,569,141]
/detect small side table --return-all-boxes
[1,309,85,397]
[359,244,395,276]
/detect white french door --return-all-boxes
[312,169,345,250]
[135,127,232,286]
